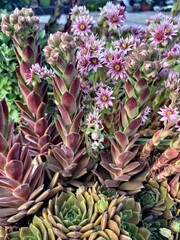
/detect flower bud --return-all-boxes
[61,32,73,42]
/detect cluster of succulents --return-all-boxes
[0,2,179,240]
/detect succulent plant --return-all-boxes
[136,179,174,217]
[7,215,56,240]
[143,216,171,240]
[7,183,150,240]
[94,77,150,192]
[0,100,63,226]
[125,43,160,82]
[44,31,95,186]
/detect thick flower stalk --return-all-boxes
[95,77,150,192]
[1,8,57,156]
[44,32,94,186]
[1,8,42,87]
[8,184,150,240]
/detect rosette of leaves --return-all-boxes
[44,32,94,186]
[143,216,171,240]
[1,8,59,156]
[120,198,150,240]
[126,43,160,82]
[95,74,150,193]
[0,100,63,226]
[136,179,174,217]
[11,184,150,240]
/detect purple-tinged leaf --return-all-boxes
[135,78,147,94]
[20,126,37,137]
[40,143,50,154]
[114,131,129,152]
[73,148,86,164]
[27,36,35,46]
[138,88,150,107]
[119,102,129,130]
[36,102,46,119]
[54,74,67,94]
[124,117,142,137]
[35,118,48,137]
[122,162,140,173]
[1,99,8,121]
[7,143,21,162]
[52,148,70,168]
[16,68,26,85]
[0,135,8,155]
[62,91,76,116]
[15,101,33,118]
[22,45,34,65]
[36,53,42,66]
[125,97,138,119]
[55,117,67,142]
[63,64,77,87]
[0,177,19,189]
[57,104,72,126]
[5,160,23,181]
[34,81,48,101]
[27,92,42,114]
[28,165,45,192]
[0,207,18,218]
[13,184,30,200]
[109,139,120,161]
[70,111,83,133]
[116,151,132,166]
[66,133,80,149]
[0,153,6,166]
[20,61,31,81]
[19,83,30,102]
[70,77,80,99]
[124,80,135,98]
[38,135,51,148]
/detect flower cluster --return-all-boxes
[99,1,126,30]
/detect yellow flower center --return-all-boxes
[91,58,98,64]
[108,54,114,60]
[80,24,86,30]
[167,111,172,116]
[102,95,108,101]
[90,118,97,124]
[165,28,170,34]
[112,16,118,22]
[115,64,121,71]
[122,42,127,48]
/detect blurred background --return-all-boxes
[0,0,175,14]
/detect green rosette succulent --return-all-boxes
[136,179,174,217]
[143,216,171,240]
[8,184,150,240]
[120,198,150,240]
[7,216,56,240]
